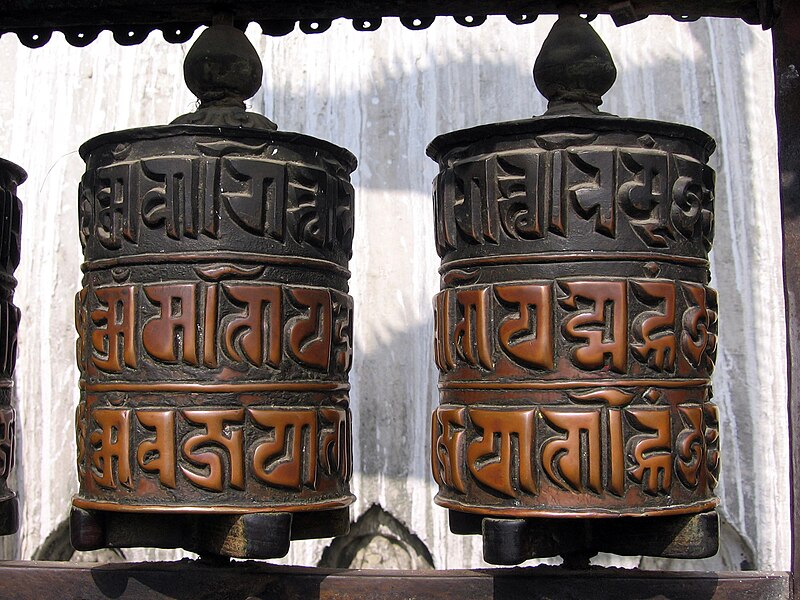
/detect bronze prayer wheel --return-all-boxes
[0,159,23,536]
[428,15,719,564]
[71,24,355,558]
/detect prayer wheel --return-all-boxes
[71,24,355,558]
[0,159,23,536]
[428,15,719,564]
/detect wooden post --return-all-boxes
[773,0,800,594]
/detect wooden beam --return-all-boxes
[0,562,789,600]
[0,0,770,48]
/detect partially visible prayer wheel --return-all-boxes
[428,15,719,564]
[71,24,355,558]
[0,159,23,536]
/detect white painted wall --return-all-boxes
[0,15,788,570]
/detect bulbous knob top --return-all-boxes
[533,15,617,115]
[172,23,277,129]
[184,24,262,105]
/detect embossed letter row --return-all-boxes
[435,278,717,376]
[79,154,355,253]
[77,282,353,376]
[432,397,719,513]
[77,405,351,496]
[434,147,713,254]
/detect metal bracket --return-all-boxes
[450,510,720,565]
[70,507,350,559]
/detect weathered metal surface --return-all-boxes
[0,562,789,600]
[71,24,356,558]
[428,15,719,562]
[772,0,800,595]
[0,159,23,537]
[0,0,777,48]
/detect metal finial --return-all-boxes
[172,23,277,129]
[533,14,617,115]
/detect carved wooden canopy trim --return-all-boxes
[0,0,774,48]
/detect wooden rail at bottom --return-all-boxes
[0,561,789,599]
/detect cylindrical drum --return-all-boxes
[428,17,721,562]
[429,117,719,520]
[0,159,23,535]
[75,126,355,517]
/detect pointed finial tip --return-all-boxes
[533,15,617,115]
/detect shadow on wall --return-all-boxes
[351,321,437,484]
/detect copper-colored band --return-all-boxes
[72,495,355,514]
[440,251,709,275]
[434,495,719,519]
[83,251,350,278]
[439,378,710,391]
[81,381,350,393]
